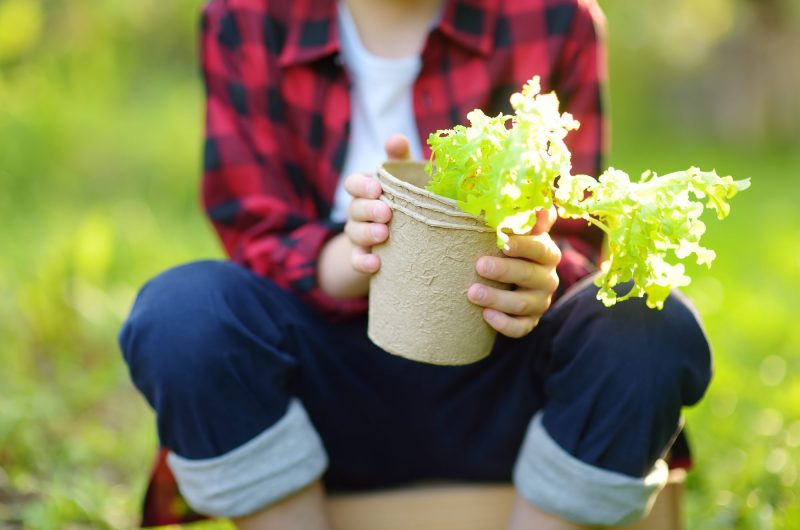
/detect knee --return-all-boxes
[551,285,712,409]
[656,290,713,406]
[544,287,712,476]
[617,290,713,408]
[118,261,273,403]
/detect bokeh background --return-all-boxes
[0,0,798,528]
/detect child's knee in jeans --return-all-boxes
[550,278,712,407]
[118,260,268,403]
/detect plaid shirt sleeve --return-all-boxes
[547,0,608,296]
[201,1,367,318]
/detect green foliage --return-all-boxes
[558,167,749,308]
[0,0,217,528]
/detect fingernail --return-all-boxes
[480,259,493,275]
[371,224,384,239]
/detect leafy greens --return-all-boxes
[425,77,750,309]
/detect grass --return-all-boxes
[1,1,798,529]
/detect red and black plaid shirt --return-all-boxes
[202,0,607,319]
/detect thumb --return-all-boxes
[531,206,557,235]
[385,134,412,161]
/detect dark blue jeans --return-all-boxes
[120,260,710,520]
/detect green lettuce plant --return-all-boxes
[425,77,750,309]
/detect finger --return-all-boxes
[501,233,561,266]
[351,245,381,274]
[467,284,551,317]
[344,173,382,199]
[482,308,540,339]
[345,220,389,248]
[531,206,557,235]
[476,256,559,292]
[348,198,392,223]
[385,134,412,161]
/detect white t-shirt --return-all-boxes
[329,3,425,223]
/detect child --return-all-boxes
[120,0,712,528]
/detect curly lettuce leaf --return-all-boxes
[557,168,750,309]
[426,76,578,246]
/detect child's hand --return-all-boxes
[467,208,562,338]
[342,134,411,274]
[317,135,411,299]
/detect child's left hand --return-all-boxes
[467,208,561,338]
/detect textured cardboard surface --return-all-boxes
[368,162,507,365]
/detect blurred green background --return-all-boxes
[0,0,798,528]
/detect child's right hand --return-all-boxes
[343,134,411,274]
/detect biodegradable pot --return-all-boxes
[367,161,508,365]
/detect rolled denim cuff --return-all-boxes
[167,399,328,518]
[513,412,668,526]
